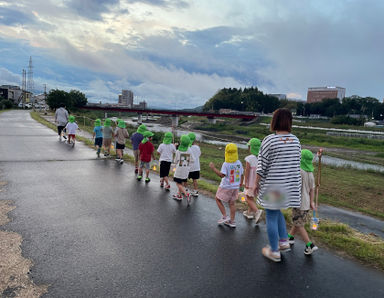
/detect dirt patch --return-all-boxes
[0,200,48,297]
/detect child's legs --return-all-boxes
[277,210,288,241]
[215,198,226,217]
[193,179,198,190]
[229,200,236,221]
[265,209,280,251]
[289,226,298,236]
[164,176,169,185]
[145,169,150,178]
[297,226,311,244]
[177,182,187,196]
[246,195,259,213]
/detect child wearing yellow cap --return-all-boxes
[243,138,263,224]
[209,143,244,228]
[288,149,318,255]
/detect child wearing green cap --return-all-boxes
[187,132,201,197]
[115,120,129,164]
[93,119,103,158]
[173,135,194,203]
[288,149,318,255]
[243,138,263,224]
[102,118,113,156]
[131,124,147,173]
[64,115,79,146]
[138,131,155,183]
[157,132,176,190]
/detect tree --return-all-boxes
[69,90,87,108]
[46,89,87,110]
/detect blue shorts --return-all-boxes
[94,137,103,147]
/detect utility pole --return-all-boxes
[27,56,34,96]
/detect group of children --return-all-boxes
[60,116,318,257]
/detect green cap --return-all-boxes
[94,119,101,127]
[69,115,75,123]
[247,138,261,156]
[301,149,314,172]
[188,132,196,147]
[163,132,173,144]
[142,131,154,144]
[104,118,111,127]
[178,135,190,152]
[137,124,147,134]
[118,120,126,128]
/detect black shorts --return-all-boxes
[57,125,65,135]
[116,142,125,150]
[94,137,103,147]
[174,177,187,184]
[188,171,200,180]
[160,161,172,178]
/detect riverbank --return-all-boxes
[30,111,384,271]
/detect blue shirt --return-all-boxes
[131,132,144,150]
[94,126,103,138]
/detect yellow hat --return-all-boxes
[225,143,238,163]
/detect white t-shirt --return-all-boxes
[244,155,258,189]
[300,169,315,210]
[65,122,78,134]
[157,143,176,162]
[174,149,194,179]
[189,145,201,172]
[219,160,244,189]
[55,108,68,126]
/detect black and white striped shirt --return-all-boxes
[256,133,301,209]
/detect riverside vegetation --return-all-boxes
[30,111,384,271]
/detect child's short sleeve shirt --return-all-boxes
[94,126,103,138]
[219,160,243,189]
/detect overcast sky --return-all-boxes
[1,0,383,108]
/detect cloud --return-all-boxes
[65,0,120,20]
[0,67,21,85]
[0,6,37,25]
[127,0,189,8]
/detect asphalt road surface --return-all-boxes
[1,110,383,298]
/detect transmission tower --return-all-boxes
[21,69,27,104]
[27,56,34,95]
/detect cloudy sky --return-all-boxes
[1,0,383,108]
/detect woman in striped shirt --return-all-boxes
[254,109,301,262]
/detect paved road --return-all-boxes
[1,110,383,298]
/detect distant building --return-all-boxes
[269,93,287,100]
[0,85,31,103]
[307,86,345,103]
[118,89,134,107]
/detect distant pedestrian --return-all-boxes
[102,118,113,157]
[254,108,301,262]
[115,120,129,164]
[173,135,194,202]
[64,116,79,147]
[137,131,155,183]
[242,138,263,224]
[188,132,201,197]
[157,132,176,190]
[209,143,243,228]
[92,119,103,158]
[54,104,68,141]
[288,149,318,255]
[131,124,147,174]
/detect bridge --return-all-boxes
[82,104,258,126]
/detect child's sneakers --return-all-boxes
[304,243,318,255]
[217,216,230,225]
[119,159,124,164]
[172,193,182,201]
[243,210,255,220]
[191,190,199,197]
[160,182,164,188]
[279,240,291,252]
[186,193,191,206]
[145,178,151,183]
[224,219,236,228]
[164,184,171,191]
[254,210,263,224]
[137,175,142,181]
[262,246,281,262]
[288,235,295,245]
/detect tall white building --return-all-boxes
[118,90,134,107]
